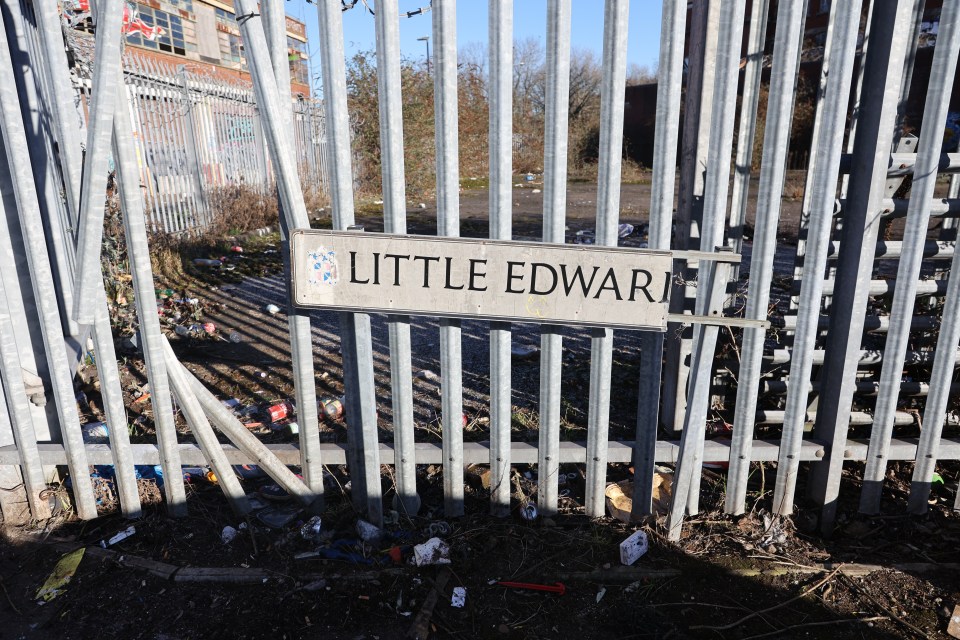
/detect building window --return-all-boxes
[168,0,194,12]
[287,36,308,85]
[216,7,237,29]
[127,5,187,56]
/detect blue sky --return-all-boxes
[285,1,663,95]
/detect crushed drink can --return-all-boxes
[318,396,343,422]
[267,401,294,423]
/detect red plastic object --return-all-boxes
[387,546,403,564]
[497,581,566,595]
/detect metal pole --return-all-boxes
[431,0,464,518]
[631,0,685,519]
[260,0,325,507]
[584,0,630,518]
[374,0,419,516]
[791,0,839,311]
[682,0,745,515]
[724,0,807,516]
[488,0,513,517]
[181,361,314,505]
[537,0,571,518]
[661,0,720,435]
[177,66,209,223]
[0,275,51,519]
[771,0,864,517]
[727,0,770,268]
[313,0,382,524]
[861,1,960,514]
[666,261,730,540]
[13,0,140,516]
[805,1,915,534]
[112,80,188,516]
[72,0,125,324]
[161,338,250,515]
[0,14,97,519]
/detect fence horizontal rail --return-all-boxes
[5,437,960,468]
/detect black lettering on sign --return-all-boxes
[629,269,654,302]
[559,264,601,297]
[505,261,525,293]
[444,257,465,290]
[661,271,671,303]
[384,254,410,286]
[468,259,488,291]
[594,268,623,300]
[372,253,380,285]
[530,263,558,295]
[413,255,440,288]
[349,251,369,284]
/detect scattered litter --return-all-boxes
[100,525,136,548]
[230,245,244,253]
[36,548,85,602]
[258,483,293,502]
[618,223,635,238]
[451,586,467,608]
[947,604,960,638]
[256,505,301,529]
[525,173,534,181]
[192,258,221,267]
[81,421,109,443]
[318,396,343,421]
[497,581,565,595]
[233,464,264,480]
[201,322,216,334]
[418,369,440,382]
[300,515,323,541]
[760,513,788,549]
[595,586,607,603]
[418,203,426,209]
[264,304,280,314]
[302,579,327,592]
[412,537,451,566]
[356,519,383,543]
[619,530,649,566]
[531,188,541,193]
[267,401,294,422]
[221,526,238,544]
[575,229,595,245]
[520,503,538,522]
[228,331,242,343]
[605,469,673,521]
[427,521,451,537]
[286,422,300,435]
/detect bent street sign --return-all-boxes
[291,230,673,330]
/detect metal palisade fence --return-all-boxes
[67,26,331,234]
[0,0,958,542]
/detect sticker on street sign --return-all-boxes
[291,230,672,331]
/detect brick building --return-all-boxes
[68,0,310,95]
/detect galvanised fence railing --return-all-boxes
[67,27,331,234]
[0,0,957,542]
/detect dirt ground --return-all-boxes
[1,174,959,639]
